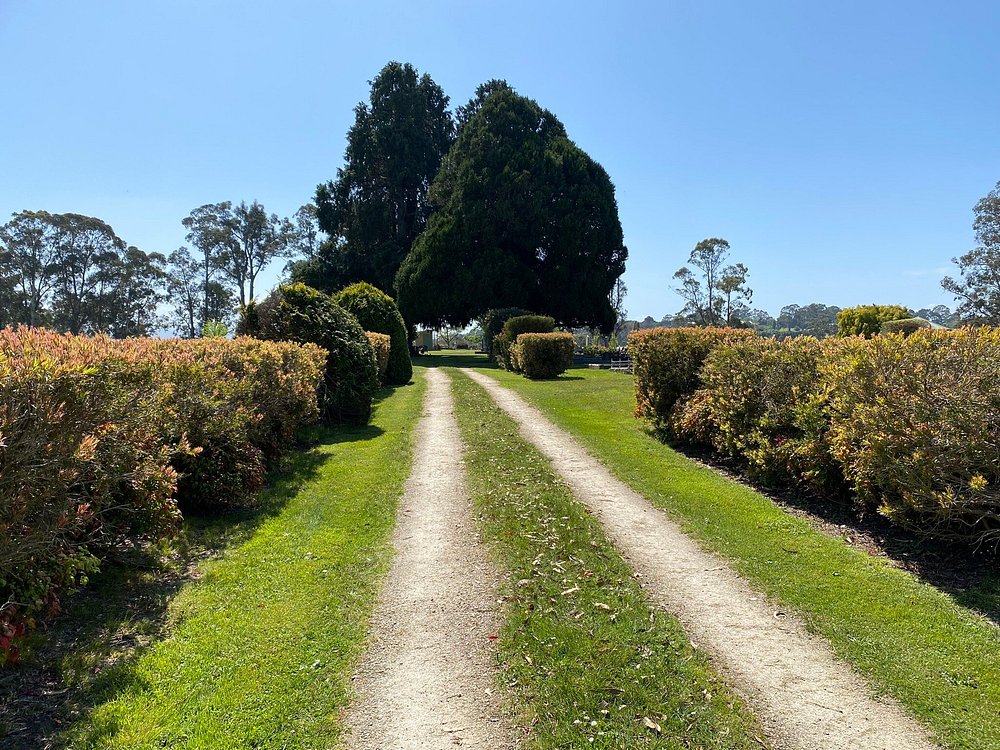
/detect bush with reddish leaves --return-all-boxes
[0,329,326,665]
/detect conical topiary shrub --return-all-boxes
[334,282,413,385]
[238,283,378,424]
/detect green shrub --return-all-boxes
[628,327,756,434]
[825,328,1000,546]
[880,317,931,335]
[241,283,378,424]
[638,322,1000,547]
[836,304,910,337]
[202,320,228,338]
[685,336,843,491]
[511,332,576,378]
[579,344,617,358]
[334,282,412,385]
[479,307,531,358]
[365,331,391,383]
[495,315,555,370]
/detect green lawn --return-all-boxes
[451,372,766,749]
[58,378,426,749]
[438,353,1000,750]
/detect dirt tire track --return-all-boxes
[342,369,518,749]
[463,368,937,750]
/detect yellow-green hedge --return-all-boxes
[365,331,391,384]
[634,326,1000,547]
[511,332,575,379]
[628,327,756,433]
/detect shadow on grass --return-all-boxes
[414,352,585,382]
[0,420,368,750]
[669,439,1000,627]
[413,351,495,370]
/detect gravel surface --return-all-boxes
[342,369,519,749]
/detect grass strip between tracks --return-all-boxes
[452,371,766,749]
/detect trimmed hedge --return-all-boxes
[826,328,1000,546]
[880,317,931,335]
[495,315,555,371]
[334,282,412,385]
[480,307,531,358]
[0,328,326,665]
[365,331,391,383]
[628,327,756,434]
[512,332,576,378]
[676,336,844,493]
[633,325,1000,547]
[240,283,378,424]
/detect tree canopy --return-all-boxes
[942,181,1000,324]
[183,201,294,308]
[395,86,627,330]
[836,304,910,337]
[672,238,752,326]
[0,210,165,335]
[300,62,455,295]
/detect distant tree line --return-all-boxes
[650,178,1000,339]
[619,302,962,344]
[0,202,317,337]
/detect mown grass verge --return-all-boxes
[451,372,767,749]
[54,379,425,749]
[452,356,1000,750]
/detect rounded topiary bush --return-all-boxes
[239,283,377,424]
[480,307,531,358]
[880,317,932,336]
[334,282,412,385]
[494,314,555,370]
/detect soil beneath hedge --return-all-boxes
[465,368,937,750]
[0,545,211,749]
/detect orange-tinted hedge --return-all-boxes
[365,331,391,384]
[0,329,326,665]
[628,327,756,433]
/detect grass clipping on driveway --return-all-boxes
[476,362,1000,750]
[452,374,766,749]
[60,378,426,750]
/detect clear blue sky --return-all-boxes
[2,0,998,320]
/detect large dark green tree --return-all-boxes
[395,86,628,330]
[298,62,455,294]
